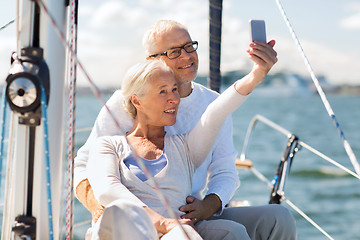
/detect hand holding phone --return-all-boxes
[249,20,266,43]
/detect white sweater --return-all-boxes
[75,82,240,211]
[86,85,247,218]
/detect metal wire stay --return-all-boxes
[238,114,359,240]
[274,0,360,176]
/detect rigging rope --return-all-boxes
[0,86,8,196]
[0,19,15,32]
[1,106,15,240]
[40,84,54,240]
[65,0,78,239]
[274,0,360,176]
[35,0,192,238]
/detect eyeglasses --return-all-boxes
[149,41,198,60]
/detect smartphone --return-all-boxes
[249,20,266,43]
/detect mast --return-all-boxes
[2,0,67,239]
[208,0,223,93]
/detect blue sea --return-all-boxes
[71,86,360,240]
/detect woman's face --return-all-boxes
[136,70,180,127]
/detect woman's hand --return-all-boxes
[144,206,195,235]
[158,217,195,234]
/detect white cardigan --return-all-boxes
[86,85,247,218]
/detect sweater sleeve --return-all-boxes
[187,84,247,168]
[74,90,134,196]
[86,136,146,207]
[205,116,240,212]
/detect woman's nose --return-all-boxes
[169,92,180,104]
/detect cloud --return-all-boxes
[273,37,360,85]
[75,0,210,87]
[89,1,147,29]
[0,30,16,84]
[339,2,360,30]
[75,1,360,87]
[220,16,250,73]
[78,4,95,18]
[3,0,354,88]
[339,13,360,30]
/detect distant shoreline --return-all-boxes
[1,72,359,96]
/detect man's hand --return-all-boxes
[236,40,278,95]
[179,194,222,224]
[247,40,278,80]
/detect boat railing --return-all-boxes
[238,114,360,180]
[235,114,359,240]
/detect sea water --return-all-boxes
[1,89,359,239]
[71,90,360,240]
[230,93,360,240]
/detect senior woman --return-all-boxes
[86,59,265,240]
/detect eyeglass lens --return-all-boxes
[167,42,198,59]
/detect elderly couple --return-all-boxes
[74,20,297,240]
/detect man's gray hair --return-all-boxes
[142,20,188,56]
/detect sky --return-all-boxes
[1,0,360,88]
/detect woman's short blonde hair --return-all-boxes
[121,59,173,118]
[143,20,188,56]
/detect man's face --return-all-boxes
[152,27,199,86]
